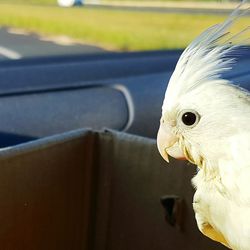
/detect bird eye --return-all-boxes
[180,110,200,127]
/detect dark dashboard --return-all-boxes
[0,48,249,147]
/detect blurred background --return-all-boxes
[0,0,249,148]
[0,0,249,60]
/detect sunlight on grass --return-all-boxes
[0,0,225,3]
[0,3,248,51]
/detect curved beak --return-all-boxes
[157,124,186,163]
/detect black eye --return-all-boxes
[181,112,198,126]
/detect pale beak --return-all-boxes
[157,124,186,163]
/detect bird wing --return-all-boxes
[219,131,250,205]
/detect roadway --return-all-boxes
[0,2,248,61]
[85,4,243,15]
[85,1,250,15]
[0,26,105,60]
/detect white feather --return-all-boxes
[159,1,250,249]
[162,0,250,112]
[192,132,250,250]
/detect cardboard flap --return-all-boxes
[0,129,225,250]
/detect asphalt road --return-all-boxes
[86,4,243,15]
[84,1,250,15]
[0,26,105,60]
[0,2,248,61]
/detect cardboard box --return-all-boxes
[0,129,226,249]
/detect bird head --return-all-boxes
[157,2,250,167]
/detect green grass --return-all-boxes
[0,3,248,51]
[0,0,222,3]
[0,0,55,4]
[104,0,218,1]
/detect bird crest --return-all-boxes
[163,1,250,111]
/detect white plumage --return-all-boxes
[157,2,250,249]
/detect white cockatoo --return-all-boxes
[157,2,250,250]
